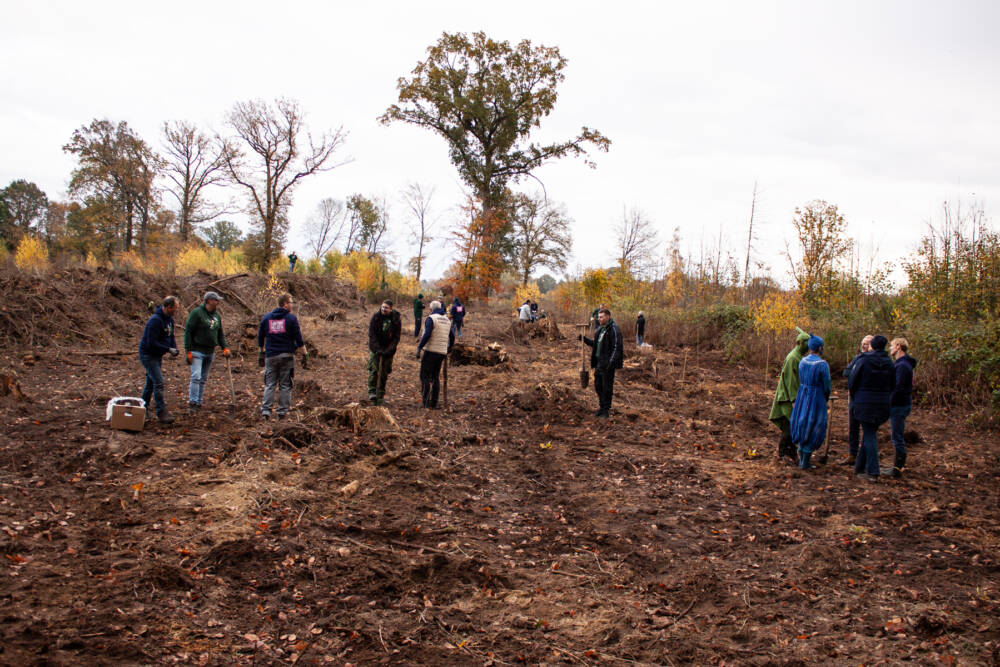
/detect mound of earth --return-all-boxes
[449,341,511,367]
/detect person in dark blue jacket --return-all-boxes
[848,335,896,481]
[450,297,466,337]
[885,338,917,478]
[257,293,306,420]
[138,296,179,423]
[840,334,872,465]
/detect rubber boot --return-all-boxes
[157,409,175,424]
[799,451,815,470]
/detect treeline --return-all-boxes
[545,199,999,421]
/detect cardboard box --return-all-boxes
[110,401,146,432]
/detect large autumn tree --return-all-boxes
[63,119,160,254]
[380,31,609,217]
[509,191,572,285]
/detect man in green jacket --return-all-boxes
[184,291,230,415]
[412,293,425,338]
[769,328,810,464]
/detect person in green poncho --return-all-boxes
[769,328,811,464]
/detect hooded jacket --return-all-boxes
[450,297,466,323]
[257,307,305,357]
[891,354,917,407]
[184,304,227,355]
[849,350,896,423]
[584,319,624,370]
[139,306,177,358]
[368,309,402,356]
[768,330,811,423]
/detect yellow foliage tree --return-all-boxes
[751,291,808,335]
[14,236,49,272]
[513,282,541,309]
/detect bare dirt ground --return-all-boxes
[1,270,999,665]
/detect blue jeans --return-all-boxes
[890,405,911,457]
[188,351,213,406]
[854,421,882,476]
[637,334,644,346]
[140,353,166,413]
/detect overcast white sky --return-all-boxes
[3,0,998,284]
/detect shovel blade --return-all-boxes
[580,369,590,389]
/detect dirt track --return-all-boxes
[2,290,999,665]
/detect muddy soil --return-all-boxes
[1,275,999,665]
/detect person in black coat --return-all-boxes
[635,311,646,346]
[367,300,402,405]
[581,308,624,418]
[840,334,873,465]
[886,338,917,478]
[848,335,896,481]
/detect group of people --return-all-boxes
[413,294,466,340]
[517,300,541,323]
[137,290,469,423]
[769,329,917,481]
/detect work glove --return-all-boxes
[222,348,231,358]
[186,351,193,365]
[302,352,309,369]
[258,351,265,368]
[169,348,179,357]
[577,334,583,341]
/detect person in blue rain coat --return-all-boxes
[789,335,831,470]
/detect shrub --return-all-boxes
[176,244,247,275]
[14,236,49,272]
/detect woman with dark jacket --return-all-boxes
[848,335,896,481]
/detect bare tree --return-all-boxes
[223,98,348,270]
[509,191,573,285]
[615,205,659,276]
[162,120,232,242]
[303,197,347,258]
[401,182,436,282]
[743,181,758,300]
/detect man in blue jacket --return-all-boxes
[450,297,466,337]
[849,335,896,481]
[257,293,306,420]
[139,295,180,423]
[885,337,917,478]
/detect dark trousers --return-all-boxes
[420,351,446,407]
[776,416,796,460]
[140,353,166,414]
[594,367,616,413]
[367,352,393,400]
[855,421,882,476]
[848,400,861,457]
[414,316,422,338]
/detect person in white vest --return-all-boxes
[416,300,455,409]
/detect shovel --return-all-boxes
[443,354,449,409]
[818,398,834,464]
[225,354,237,416]
[579,324,590,389]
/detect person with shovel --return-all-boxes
[138,295,180,424]
[184,291,230,415]
[417,299,454,409]
[581,307,624,419]
[789,336,831,470]
[769,328,811,465]
[257,292,306,421]
[367,299,401,405]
